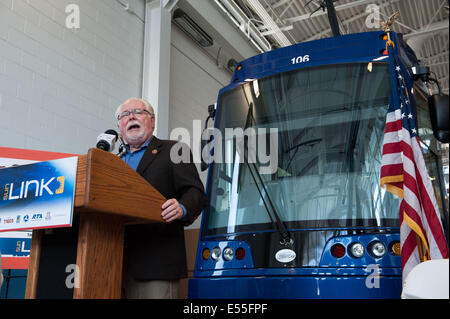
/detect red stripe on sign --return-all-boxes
[0,147,77,161]
[1,257,29,269]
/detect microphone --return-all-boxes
[96,129,118,152]
[117,135,128,157]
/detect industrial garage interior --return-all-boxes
[0,0,448,301]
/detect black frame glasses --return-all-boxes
[117,108,153,121]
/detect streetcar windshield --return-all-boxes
[204,63,399,237]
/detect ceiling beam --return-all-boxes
[260,24,293,36]
[246,0,292,47]
[403,19,449,40]
[285,0,389,24]
[424,50,449,63]
[215,0,272,52]
[271,0,291,9]
[303,0,399,41]
[428,61,448,67]
[405,20,449,58]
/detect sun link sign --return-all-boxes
[0,157,77,232]
[3,176,65,201]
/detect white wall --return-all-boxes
[0,0,145,154]
[169,25,232,228]
[169,25,231,178]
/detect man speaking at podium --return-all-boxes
[115,98,207,299]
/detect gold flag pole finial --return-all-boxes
[382,11,399,50]
[382,11,400,32]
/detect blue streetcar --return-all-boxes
[189,31,448,299]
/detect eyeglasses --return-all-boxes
[117,108,153,121]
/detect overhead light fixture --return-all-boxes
[173,9,213,47]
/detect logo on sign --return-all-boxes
[1,176,65,201]
[3,218,14,224]
[275,249,296,263]
[32,213,43,221]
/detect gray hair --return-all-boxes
[115,98,155,120]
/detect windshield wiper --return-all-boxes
[241,102,292,246]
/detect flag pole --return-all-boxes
[416,234,429,262]
[382,10,429,266]
[382,11,399,50]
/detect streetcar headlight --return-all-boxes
[349,242,365,258]
[211,247,221,261]
[202,248,210,260]
[369,241,386,258]
[223,247,234,261]
[389,241,401,256]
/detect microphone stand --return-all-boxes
[116,135,127,157]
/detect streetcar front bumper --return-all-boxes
[188,274,402,299]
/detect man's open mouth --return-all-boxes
[127,123,141,131]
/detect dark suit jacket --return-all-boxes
[123,137,207,280]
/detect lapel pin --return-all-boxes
[152,149,158,154]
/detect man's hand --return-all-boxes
[161,198,184,223]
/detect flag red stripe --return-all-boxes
[399,201,406,224]
[385,119,402,133]
[381,163,403,177]
[401,230,417,270]
[382,142,402,155]
[399,140,414,160]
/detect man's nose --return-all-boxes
[128,111,137,120]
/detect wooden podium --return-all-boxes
[25,148,166,299]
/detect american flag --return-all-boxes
[380,49,449,281]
